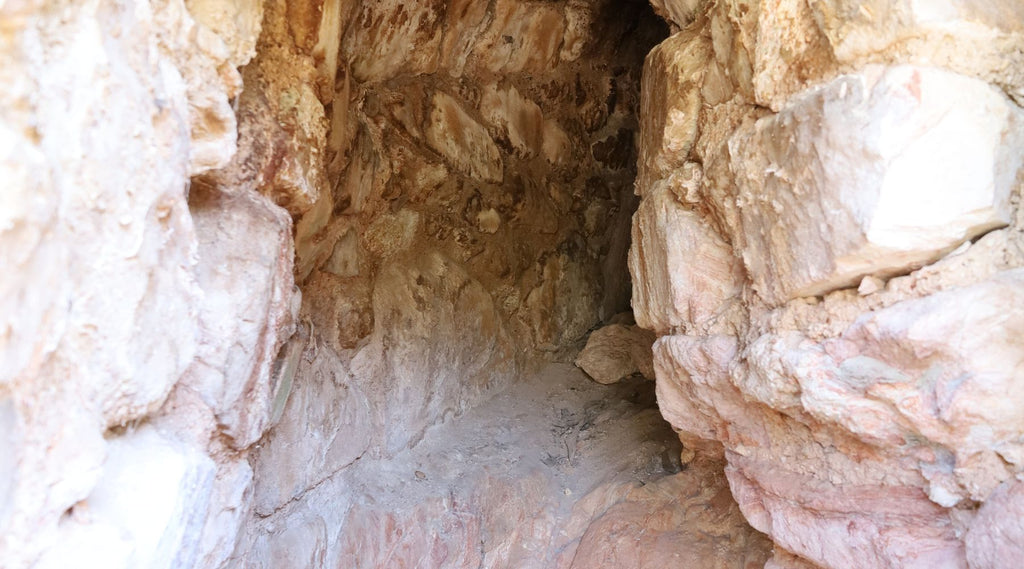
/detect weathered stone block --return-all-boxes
[35,427,216,569]
[730,66,1024,305]
[629,183,742,334]
[575,323,656,384]
[637,28,711,193]
[812,0,1024,102]
[186,187,298,449]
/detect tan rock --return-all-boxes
[468,0,566,75]
[648,0,705,29]
[481,84,545,159]
[575,324,657,384]
[342,0,444,82]
[637,28,711,193]
[812,0,1024,103]
[426,92,503,183]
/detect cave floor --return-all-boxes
[263,364,771,568]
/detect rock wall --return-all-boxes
[4,0,1024,567]
[632,2,1024,568]
[230,0,670,562]
[2,0,670,565]
[0,0,297,567]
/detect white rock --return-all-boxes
[44,427,217,569]
[251,349,372,516]
[629,182,743,334]
[185,188,298,449]
[194,460,254,569]
[730,65,1024,305]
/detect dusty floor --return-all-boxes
[250,364,771,568]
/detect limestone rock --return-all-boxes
[35,427,217,569]
[965,479,1024,569]
[811,0,1024,103]
[652,269,1024,568]
[0,0,264,563]
[251,347,372,516]
[637,28,711,193]
[241,364,769,569]
[358,251,516,456]
[575,323,657,384]
[653,334,967,569]
[185,186,299,450]
[342,0,445,82]
[194,459,255,569]
[426,92,504,183]
[557,461,772,569]
[468,0,566,75]
[730,65,1024,305]
[629,183,743,334]
[648,0,704,29]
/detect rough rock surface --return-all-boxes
[575,323,657,384]
[0,0,296,567]
[631,2,1024,568]
[731,65,1023,305]
[7,0,1024,567]
[237,364,771,568]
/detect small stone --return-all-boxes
[857,276,884,296]
[476,209,500,234]
[575,324,657,384]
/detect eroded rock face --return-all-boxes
[632,2,1024,568]
[732,66,1022,305]
[0,1,298,567]
[236,0,672,563]
[242,364,771,569]
[7,0,1023,567]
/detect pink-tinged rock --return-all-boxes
[630,183,743,335]
[357,251,516,456]
[251,347,372,516]
[727,455,966,569]
[842,271,1024,503]
[559,461,772,569]
[965,479,1024,569]
[654,332,975,569]
[744,271,1024,505]
[336,498,485,569]
[765,548,823,569]
[652,334,743,443]
[575,323,657,384]
[185,186,299,449]
[730,66,1024,305]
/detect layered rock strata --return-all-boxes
[632,2,1024,568]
